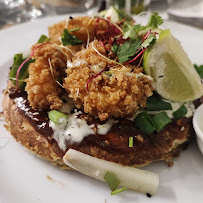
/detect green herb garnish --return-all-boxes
[104,171,126,195]
[152,112,171,132]
[173,105,188,119]
[194,64,203,78]
[147,12,163,28]
[37,35,50,43]
[141,33,156,48]
[9,54,34,90]
[129,137,133,147]
[61,29,83,46]
[146,95,172,111]
[48,110,68,124]
[134,111,155,135]
[117,38,142,63]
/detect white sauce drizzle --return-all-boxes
[50,111,94,151]
[67,59,87,68]
[97,119,115,135]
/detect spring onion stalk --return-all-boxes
[134,111,155,135]
[172,104,187,119]
[37,35,50,43]
[48,110,68,124]
[63,149,159,195]
[129,137,133,147]
[146,95,172,111]
[152,112,171,132]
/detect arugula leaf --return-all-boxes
[104,172,120,191]
[117,38,142,63]
[9,54,34,90]
[37,35,50,43]
[61,29,83,46]
[194,64,203,78]
[148,12,163,28]
[141,34,156,48]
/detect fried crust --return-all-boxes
[2,88,192,168]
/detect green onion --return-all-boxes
[111,187,127,195]
[129,137,133,147]
[104,171,120,191]
[134,111,155,135]
[48,110,68,124]
[172,104,188,119]
[69,28,80,32]
[152,112,171,132]
[147,95,172,111]
[37,35,50,43]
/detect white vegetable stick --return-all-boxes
[63,149,159,195]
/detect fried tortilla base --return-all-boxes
[2,90,193,169]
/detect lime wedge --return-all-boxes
[143,29,203,102]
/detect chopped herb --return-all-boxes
[173,104,187,119]
[9,54,34,90]
[146,95,172,111]
[48,110,68,124]
[129,137,133,147]
[69,28,80,32]
[104,172,126,195]
[147,12,163,28]
[141,33,156,48]
[111,187,127,195]
[37,35,50,43]
[61,29,83,46]
[134,111,155,135]
[152,112,171,132]
[122,24,144,40]
[104,172,120,191]
[117,38,142,63]
[111,43,119,53]
[194,64,203,78]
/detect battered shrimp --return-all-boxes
[25,43,69,110]
[64,40,153,121]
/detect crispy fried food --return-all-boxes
[64,40,153,121]
[2,89,192,167]
[25,43,68,109]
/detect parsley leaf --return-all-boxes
[9,54,34,90]
[148,12,163,28]
[104,172,120,191]
[111,43,119,53]
[117,38,142,63]
[194,64,203,78]
[141,34,156,48]
[61,29,83,46]
[122,23,144,40]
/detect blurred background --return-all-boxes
[0,0,203,29]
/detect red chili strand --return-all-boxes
[125,49,146,64]
[86,69,105,92]
[142,29,151,42]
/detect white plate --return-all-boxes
[0,15,203,203]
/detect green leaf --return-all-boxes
[148,12,163,28]
[104,172,120,191]
[111,187,127,195]
[122,23,144,40]
[141,34,156,48]
[194,64,203,78]
[61,29,83,46]
[117,38,142,63]
[37,35,50,43]
[111,43,119,53]
[9,54,34,90]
